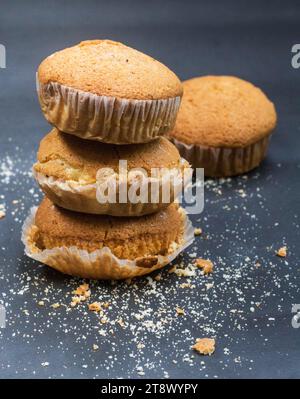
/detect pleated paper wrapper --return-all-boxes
[33,158,191,216]
[170,136,271,177]
[37,78,181,144]
[21,207,194,280]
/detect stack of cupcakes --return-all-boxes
[22,40,194,280]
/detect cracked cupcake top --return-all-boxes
[169,76,277,147]
[38,40,183,100]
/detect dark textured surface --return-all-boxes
[0,0,300,379]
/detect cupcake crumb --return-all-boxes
[276,246,287,258]
[195,258,214,274]
[192,338,215,356]
[179,282,192,289]
[88,302,102,312]
[117,318,126,328]
[168,265,177,274]
[194,227,202,236]
[176,307,185,315]
[70,296,81,307]
[73,283,90,296]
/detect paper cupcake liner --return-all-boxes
[37,77,181,144]
[170,136,271,177]
[21,207,194,280]
[33,158,191,216]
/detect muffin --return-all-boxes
[169,76,277,177]
[33,128,190,216]
[22,198,194,280]
[37,40,183,144]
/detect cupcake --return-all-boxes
[37,40,183,144]
[22,198,194,280]
[169,76,277,177]
[33,128,190,216]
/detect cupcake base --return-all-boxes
[37,79,181,145]
[21,207,194,280]
[170,136,270,177]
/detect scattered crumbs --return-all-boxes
[224,348,230,355]
[176,307,185,316]
[0,205,5,219]
[194,227,202,236]
[70,296,81,307]
[0,154,298,379]
[276,246,287,258]
[136,366,145,376]
[180,282,193,289]
[117,318,126,328]
[168,265,177,274]
[51,303,60,309]
[88,302,102,312]
[73,283,91,298]
[70,284,91,307]
[192,338,216,356]
[174,268,196,277]
[195,258,214,275]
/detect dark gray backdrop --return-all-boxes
[0,0,300,379]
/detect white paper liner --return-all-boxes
[170,136,271,177]
[33,158,191,216]
[37,77,181,144]
[21,206,194,280]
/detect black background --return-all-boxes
[0,0,300,379]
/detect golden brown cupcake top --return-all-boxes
[34,128,182,184]
[38,40,183,100]
[34,198,183,259]
[170,76,277,148]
